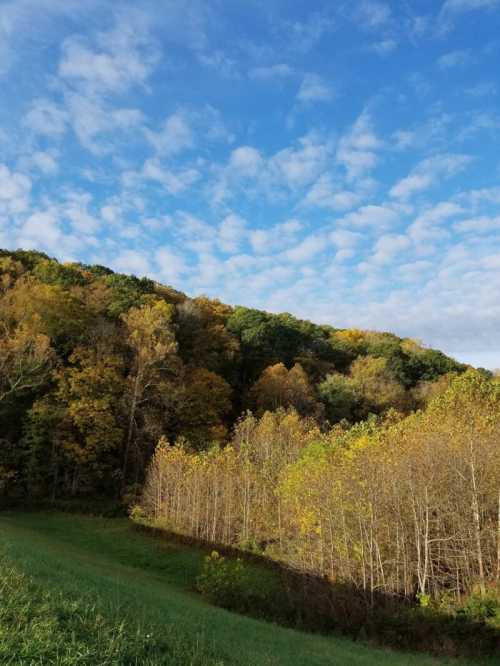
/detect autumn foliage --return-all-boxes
[0,249,467,500]
[140,373,500,609]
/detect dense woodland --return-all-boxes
[141,375,500,606]
[0,248,469,502]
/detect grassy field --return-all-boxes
[0,512,493,666]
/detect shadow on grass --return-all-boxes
[135,523,500,660]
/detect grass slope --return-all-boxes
[0,512,491,666]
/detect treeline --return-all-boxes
[0,248,466,500]
[139,371,500,605]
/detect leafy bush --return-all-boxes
[196,551,286,619]
[459,590,500,622]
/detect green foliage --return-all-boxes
[227,307,335,383]
[197,551,284,619]
[104,273,156,317]
[318,372,360,423]
[32,258,88,288]
[459,591,500,622]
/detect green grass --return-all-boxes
[0,512,492,666]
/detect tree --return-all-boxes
[176,297,239,377]
[0,322,54,405]
[52,347,125,496]
[2,277,88,353]
[121,300,179,491]
[175,367,232,448]
[250,362,318,416]
[349,356,408,415]
[318,373,360,423]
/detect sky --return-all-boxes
[1,0,500,368]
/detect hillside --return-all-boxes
[0,511,488,666]
[0,248,466,502]
[1,249,499,661]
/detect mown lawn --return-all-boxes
[0,512,493,665]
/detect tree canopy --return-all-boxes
[0,249,467,500]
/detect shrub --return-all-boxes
[196,551,286,619]
[459,590,500,622]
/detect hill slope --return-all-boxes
[0,511,484,666]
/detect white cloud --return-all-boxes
[438,0,499,33]
[198,50,239,79]
[111,249,151,276]
[245,265,294,291]
[390,154,472,200]
[398,260,433,282]
[176,211,213,242]
[457,111,500,140]
[141,158,199,195]
[19,151,58,175]
[229,146,263,177]
[482,253,500,269]
[407,202,466,254]
[458,186,500,208]
[454,215,500,233]
[441,0,499,13]
[64,92,144,154]
[407,219,449,247]
[370,39,397,55]
[15,206,91,258]
[285,234,326,263]
[16,211,61,249]
[286,11,336,53]
[331,229,363,248]
[464,81,497,96]
[59,21,159,95]
[22,99,68,137]
[334,248,356,262]
[297,73,333,103]
[249,219,302,254]
[0,0,98,78]
[0,164,31,213]
[61,191,100,233]
[101,204,122,224]
[145,112,194,155]
[371,233,410,264]
[340,204,400,229]
[146,106,232,156]
[302,174,362,211]
[337,111,383,180]
[155,246,188,282]
[415,201,465,225]
[212,132,334,205]
[437,49,471,69]
[218,213,247,253]
[249,64,293,80]
[353,1,392,29]
[270,132,332,188]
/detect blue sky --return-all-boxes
[1,0,500,368]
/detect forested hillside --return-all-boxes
[1,248,499,657]
[0,248,466,501]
